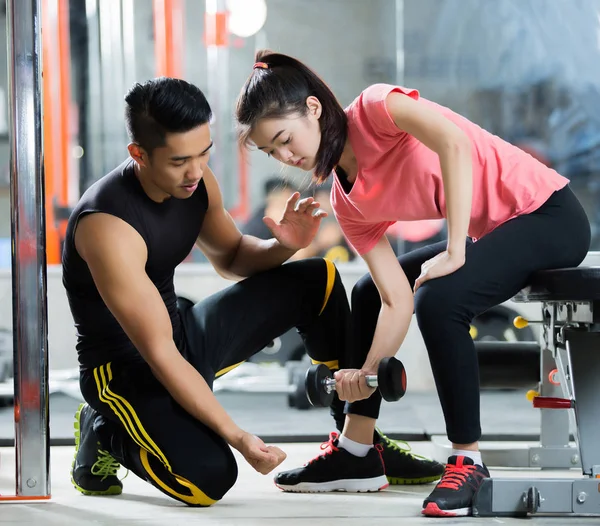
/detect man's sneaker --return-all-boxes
[375,429,445,485]
[422,455,490,517]
[274,432,389,493]
[71,403,124,496]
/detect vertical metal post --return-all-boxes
[84,0,102,189]
[395,0,405,85]
[122,0,136,89]
[98,0,127,171]
[205,0,231,207]
[540,345,571,454]
[394,0,406,255]
[6,0,50,497]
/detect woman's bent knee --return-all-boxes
[351,271,379,309]
[414,279,464,330]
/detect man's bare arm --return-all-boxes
[196,168,318,280]
[75,212,247,449]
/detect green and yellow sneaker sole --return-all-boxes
[386,474,444,485]
[71,403,123,496]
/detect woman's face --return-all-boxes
[249,97,322,171]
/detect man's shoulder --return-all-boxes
[80,159,134,200]
[66,159,137,239]
[69,160,137,226]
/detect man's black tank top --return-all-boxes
[62,159,209,369]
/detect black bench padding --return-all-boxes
[475,341,540,389]
[514,267,600,302]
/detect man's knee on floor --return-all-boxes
[165,449,239,507]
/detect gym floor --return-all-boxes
[0,390,592,524]
[0,443,590,525]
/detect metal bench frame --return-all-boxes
[473,269,600,517]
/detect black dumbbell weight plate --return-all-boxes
[305,364,334,407]
[378,357,407,402]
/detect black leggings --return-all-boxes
[79,258,354,506]
[350,185,591,444]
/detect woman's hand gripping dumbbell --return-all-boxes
[304,357,407,407]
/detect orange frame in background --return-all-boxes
[41,0,71,265]
[153,0,184,78]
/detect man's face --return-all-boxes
[130,123,213,201]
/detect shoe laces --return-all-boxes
[307,431,339,465]
[437,461,477,490]
[376,428,428,460]
[91,450,126,481]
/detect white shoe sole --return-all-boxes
[276,475,389,493]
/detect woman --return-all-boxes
[235,50,591,517]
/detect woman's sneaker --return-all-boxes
[71,403,124,496]
[375,429,445,485]
[274,432,389,493]
[422,455,490,517]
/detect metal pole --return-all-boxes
[395,0,405,86]
[84,0,102,190]
[395,0,406,256]
[205,0,231,207]
[6,0,50,497]
[98,0,126,172]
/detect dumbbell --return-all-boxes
[304,357,407,407]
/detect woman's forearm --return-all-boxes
[362,302,414,373]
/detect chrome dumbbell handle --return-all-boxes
[323,375,378,394]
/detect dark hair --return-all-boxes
[235,50,347,182]
[124,77,212,156]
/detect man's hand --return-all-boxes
[263,192,327,250]
[235,432,287,475]
[332,369,376,403]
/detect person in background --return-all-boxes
[242,176,299,240]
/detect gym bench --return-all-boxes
[473,265,600,517]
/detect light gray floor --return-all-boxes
[0,442,592,525]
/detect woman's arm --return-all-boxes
[385,91,472,261]
[360,236,415,372]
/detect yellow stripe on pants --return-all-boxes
[93,363,217,506]
[319,258,336,315]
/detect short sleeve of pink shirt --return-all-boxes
[357,84,419,138]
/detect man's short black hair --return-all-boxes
[125,77,212,156]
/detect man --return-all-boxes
[64,77,442,507]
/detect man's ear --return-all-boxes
[127,143,148,167]
[306,96,322,119]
